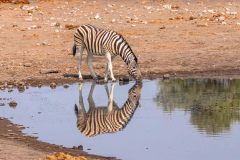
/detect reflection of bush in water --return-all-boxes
[154,79,240,135]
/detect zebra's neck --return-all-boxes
[119,50,136,66]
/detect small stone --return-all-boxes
[63,84,69,88]
[38,84,42,88]
[77,145,83,150]
[159,26,166,29]
[111,19,116,23]
[119,76,130,85]
[94,13,100,19]
[40,69,59,74]
[50,22,60,27]
[50,82,56,89]
[9,100,17,108]
[23,63,32,67]
[96,79,105,84]
[189,16,196,20]
[12,0,29,4]
[218,16,225,22]
[163,4,172,10]
[65,24,79,30]
[21,5,35,11]
[163,74,170,80]
[171,5,180,9]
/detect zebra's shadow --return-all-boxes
[74,82,142,137]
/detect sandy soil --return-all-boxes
[0,0,240,159]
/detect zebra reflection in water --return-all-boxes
[74,82,142,137]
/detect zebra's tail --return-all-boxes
[72,44,77,56]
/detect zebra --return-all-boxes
[72,24,142,82]
[74,82,142,137]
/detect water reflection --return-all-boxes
[75,82,142,137]
[155,79,240,135]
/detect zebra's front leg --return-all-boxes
[87,52,98,80]
[106,53,116,82]
[107,82,116,112]
[76,47,84,82]
[74,83,85,117]
[104,63,109,83]
[104,55,116,83]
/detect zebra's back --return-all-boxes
[74,24,123,56]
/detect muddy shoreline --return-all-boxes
[1,69,240,90]
[0,117,115,160]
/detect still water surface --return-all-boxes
[0,79,240,160]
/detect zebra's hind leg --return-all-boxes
[87,52,98,80]
[76,46,84,82]
[106,53,116,82]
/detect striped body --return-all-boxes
[72,24,142,81]
[74,24,135,61]
[75,82,142,137]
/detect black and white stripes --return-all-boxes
[72,24,142,82]
[74,82,142,137]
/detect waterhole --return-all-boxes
[0,79,240,160]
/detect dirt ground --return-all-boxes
[0,0,240,159]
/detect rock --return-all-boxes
[38,83,42,88]
[50,82,56,89]
[171,5,180,9]
[17,82,25,92]
[189,16,197,20]
[65,24,79,30]
[159,26,166,29]
[94,13,100,19]
[163,74,170,80]
[21,5,35,11]
[23,63,32,67]
[218,16,225,22]
[77,145,83,150]
[111,19,116,23]
[0,103,5,106]
[50,22,60,27]
[9,100,17,108]
[63,84,69,88]
[163,4,171,10]
[96,79,106,84]
[40,69,59,74]
[12,0,29,4]
[12,24,18,27]
[0,85,5,90]
[119,76,129,85]
[144,6,152,10]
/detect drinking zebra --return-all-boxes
[74,82,142,137]
[72,24,142,82]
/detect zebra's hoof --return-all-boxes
[112,79,117,83]
[79,79,84,83]
[93,77,98,81]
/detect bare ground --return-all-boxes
[0,0,240,159]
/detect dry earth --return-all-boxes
[1,0,240,159]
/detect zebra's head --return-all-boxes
[128,81,142,105]
[127,55,142,81]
